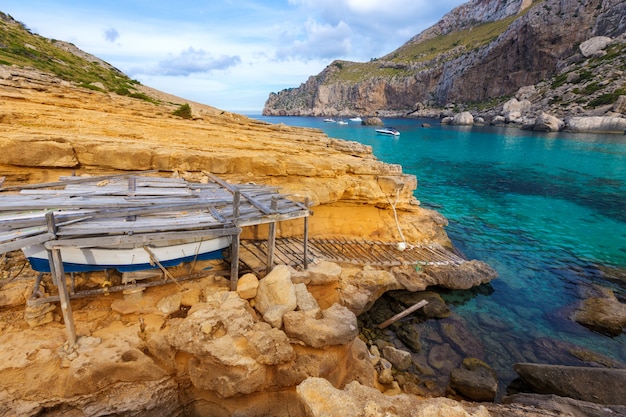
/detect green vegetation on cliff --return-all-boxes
[0,12,153,101]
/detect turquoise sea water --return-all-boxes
[250,115,626,383]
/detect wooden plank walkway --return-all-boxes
[239,237,466,271]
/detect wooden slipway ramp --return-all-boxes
[239,237,466,272]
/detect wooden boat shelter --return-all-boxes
[0,171,312,345]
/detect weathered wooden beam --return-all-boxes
[0,170,157,192]
[46,227,241,249]
[0,232,55,254]
[377,300,428,329]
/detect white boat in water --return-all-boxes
[349,117,362,122]
[323,118,336,123]
[375,127,400,136]
[337,119,348,125]
[23,236,232,273]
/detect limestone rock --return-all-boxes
[423,260,497,290]
[156,293,182,315]
[0,280,33,308]
[294,282,320,312]
[501,393,626,417]
[0,139,78,168]
[502,98,531,123]
[306,261,342,285]
[513,363,626,405]
[236,272,259,299]
[579,36,612,58]
[296,377,491,417]
[573,291,626,336]
[453,111,475,125]
[363,117,383,126]
[533,112,564,132]
[263,304,292,328]
[449,358,498,402]
[254,265,297,315]
[64,335,167,397]
[167,292,256,359]
[381,345,412,371]
[246,322,296,365]
[283,303,358,348]
[565,116,626,133]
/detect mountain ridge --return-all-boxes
[262,0,626,126]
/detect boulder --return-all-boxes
[294,283,320,312]
[572,291,626,336]
[452,111,474,126]
[501,393,626,417]
[449,358,498,402]
[283,303,358,348]
[579,36,612,58]
[382,345,412,371]
[156,293,182,316]
[565,116,626,133]
[423,260,497,290]
[502,98,531,123]
[513,363,626,405]
[296,377,491,417]
[533,112,564,132]
[363,117,383,126]
[236,273,259,299]
[306,261,342,285]
[253,265,297,315]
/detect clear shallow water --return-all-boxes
[251,115,626,380]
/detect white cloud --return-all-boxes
[276,19,352,61]
[140,47,241,77]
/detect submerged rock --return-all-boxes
[573,290,626,336]
[512,363,626,405]
[449,358,498,402]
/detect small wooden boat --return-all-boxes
[22,236,231,273]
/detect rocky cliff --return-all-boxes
[263,0,626,122]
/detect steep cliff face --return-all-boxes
[263,0,626,117]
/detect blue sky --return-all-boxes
[2,0,466,112]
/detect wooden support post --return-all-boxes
[51,248,77,346]
[303,197,310,270]
[230,232,240,291]
[266,198,278,274]
[44,212,77,346]
[377,300,428,329]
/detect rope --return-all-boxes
[387,188,407,251]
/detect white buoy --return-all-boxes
[396,242,407,251]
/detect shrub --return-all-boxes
[172,103,193,119]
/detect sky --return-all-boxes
[2,0,466,112]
